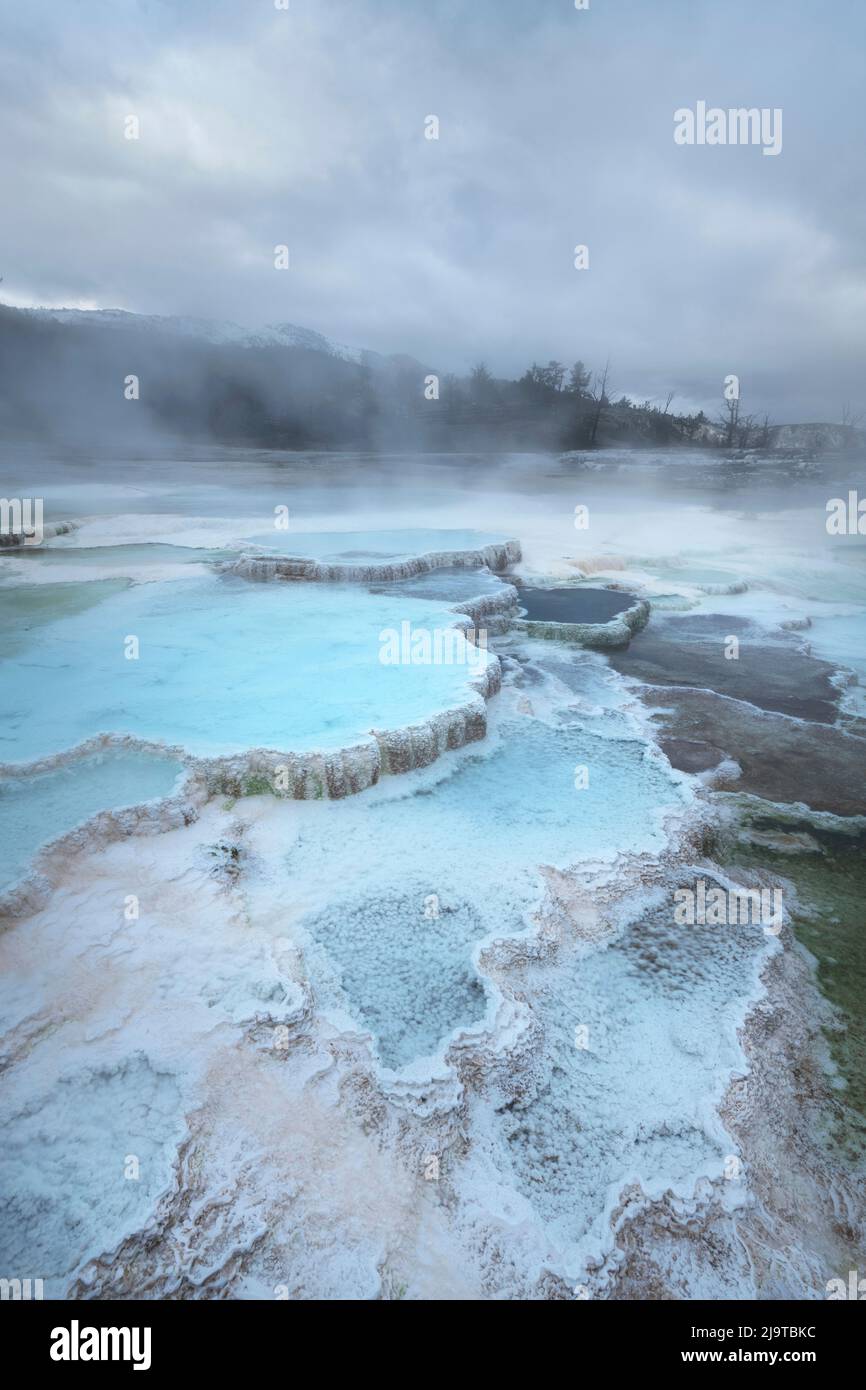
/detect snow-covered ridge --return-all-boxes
[17,306,368,364]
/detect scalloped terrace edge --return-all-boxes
[221,537,522,583]
[0,583,521,920]
[0,541,657,923]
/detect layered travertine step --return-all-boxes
[0,519,78,549]
[196,653,501,797]
[223,538,521,583]
[0,658,502,920]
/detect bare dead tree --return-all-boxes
[758,413,774,448]
[716,393,739,449]
[588,358,611,445]
[735,412,757,449]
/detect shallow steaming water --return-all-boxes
[0,572,494,763]
[0,751,185,891]
[284,709,683,1068]
[0,453,864,1297]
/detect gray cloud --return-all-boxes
[1,0,864,421]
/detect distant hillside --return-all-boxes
[21,307,370,363]
[0,304,429,448]
[0,305,861,454]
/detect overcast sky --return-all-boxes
[1,0,864,420]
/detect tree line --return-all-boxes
[1,305,781,451]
